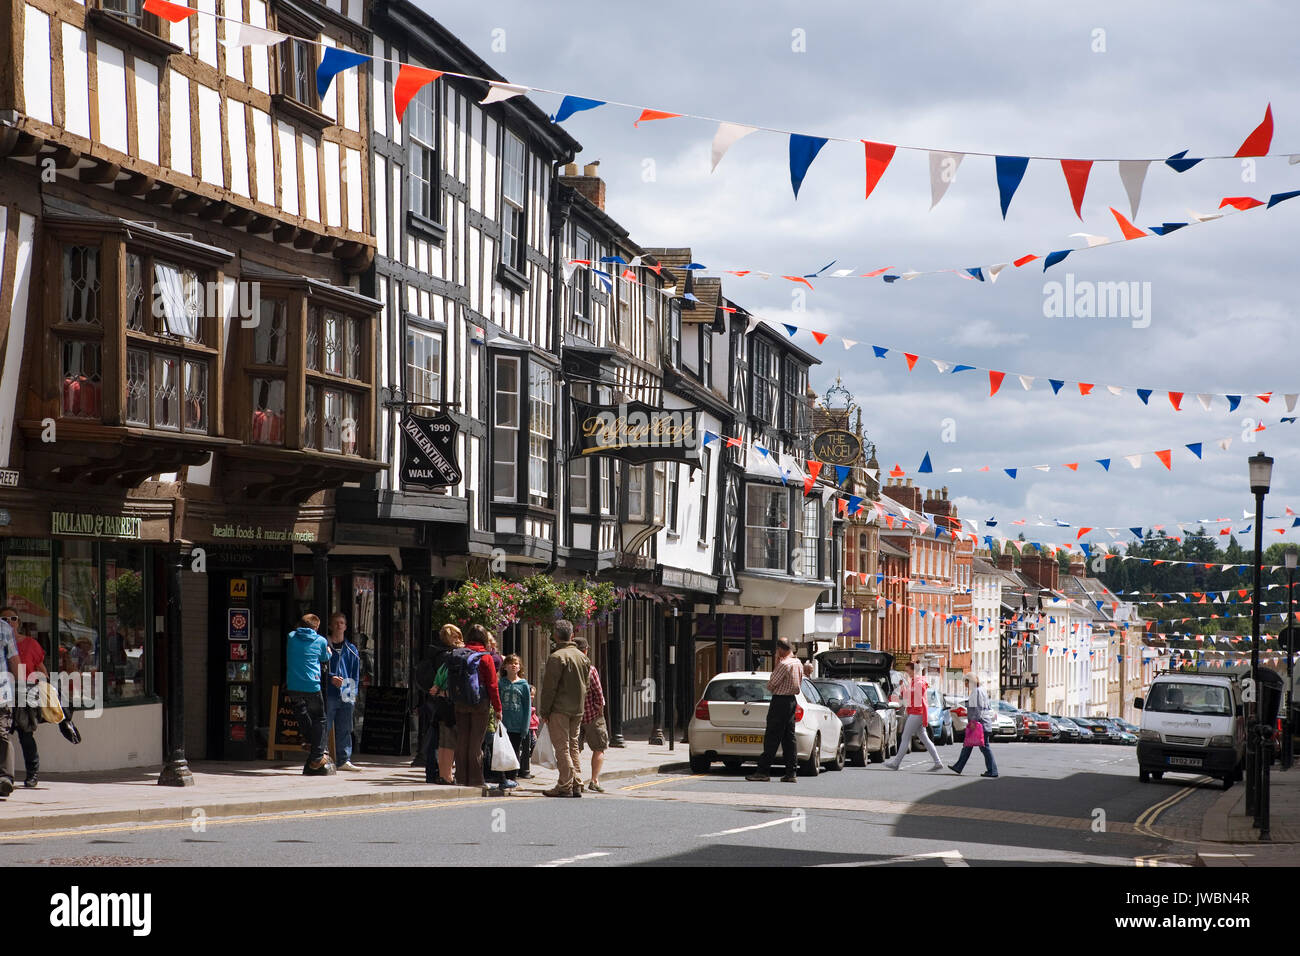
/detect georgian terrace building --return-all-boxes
[0,0,387,772]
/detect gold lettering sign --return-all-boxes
[580,407,696,452]
[51,511,142,539]
[812,429,862,466]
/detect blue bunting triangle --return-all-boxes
[918,451,933,473]
[789,134,828,199]
[952,364,976,373]
[1186,442,1203,459]
[1165,150,1202,173]
[1136,388,1152,405]
[1268,190,1300,209]
[872,346,888,358]
[783,324,798,337]
[965,267,985,282]
[551,95,605,123]
[1049,379,1065,394]
[995,155,1030,218]
[1097,458,1111,471]
[1227,395,1241,411]
[316,48,372,98]
[882,275,900,283]
[835,464,850,484]
[1130,527,1143,539]
[1005,468,1017,479]
[1043,249,1072,270]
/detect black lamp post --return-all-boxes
[1284,548,1297,771]
[1246,452,1272,818]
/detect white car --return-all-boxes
[689,671,846,776]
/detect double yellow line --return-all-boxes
[1134,777,1209,840]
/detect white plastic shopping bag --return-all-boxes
[491,721,520,772]
[532,723,557,769]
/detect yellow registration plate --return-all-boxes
[725,734,766,744]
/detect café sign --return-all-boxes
[812,429,861,466]
[571,399,701,464]
[51,511,142,539]
[401,413,462,489]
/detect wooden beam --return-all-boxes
[79,159,121,184]
[6,132,45,157]
[308,233,336,253]
[198,200,231,221]
[115,172,155,197]
[294,230,320,250]
[272,223,298,244]
[172,191,208,215]
[145,184,182,205]
[246,214,275,234]
[222,207,255,228]
[49,145,81,169]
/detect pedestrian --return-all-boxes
[429,624,463,784]
[538,620,589,798]
[572,635,609,793]
[884,662,944,772]
[412,641,441,768]
[449,624,501,790]
[475,627,507,786]
[285,613,333,775]
[802,660,814,678]
[497,654,531,789]
[3,608,43,787]
[949,675,998,778]
[324,612,362,771]
[746,637,803,783]
[0,611,17,797]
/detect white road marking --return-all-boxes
[534,852,610,867]
[817,849,969,868]
[699,815,802,837]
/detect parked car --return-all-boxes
[989,711,1018,741]
[1074,717,1121,743]
[945,695,969,742]
[1019,712,1055,741]
[1052,716,1084,741]
[688,671,846,776]
[1096,717,1137,745]
[1135,673,1245,790]
[853,679,900,756]
[814,649,902,754]
[812,678,888,766]
[924,685,954,746]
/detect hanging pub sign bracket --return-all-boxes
[400,412,462,489]
[570,398,702,465]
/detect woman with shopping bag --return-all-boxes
[948,675,999,777]
[494,655,531,789]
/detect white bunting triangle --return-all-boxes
[1124,454,1143,469]
[1033,464,1050,472]
[1070,233,1111,247]
[1106,385,1124,396]
[1019,375,1035,390]
[842,338,859,350]
[864,467,878,480]
[1189,208,1223,223]
[1286,394,1298,413]
[480,82,528,105]
[902,271,921,280]
[932,359,951,374]
[988,263,1008,283]
[1197,393,1214,410]
[830,269,854,277]
[1219,437,1233,451]
[1118,160,1151,219]
[928,151,964,209]
[221,22,289,47]
[744,314,761,335]
[711,123,757,172]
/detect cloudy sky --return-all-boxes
[422,0,1299,549]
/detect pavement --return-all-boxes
[0,736,690,835]
[1194,760,1300,866]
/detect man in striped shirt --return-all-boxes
[747,638,803,783]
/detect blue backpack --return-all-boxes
[447,648,487,705]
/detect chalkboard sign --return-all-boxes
[267,685,310,760]
[359,686,410,756]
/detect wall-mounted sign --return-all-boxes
[51,512,142,539]
[401,413,462,489]
[571,399,701,464]
[211,524,316,543]
[228,609,250,641]
[812,429,862,466]
[0,469,18,488]
[230,578,248,600]
[660,567,720,594]
[839,607,862,639]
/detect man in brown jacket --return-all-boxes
[539,620,590,797]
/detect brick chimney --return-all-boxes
[560,162,606,211]
[886,477,922,514]
[1069,553,1087,577]
[996,552,1016,571]
[1019,554,1059,591]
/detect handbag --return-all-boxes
[964,719,986,748]
[491,721,520,772]
[532,723,557,769]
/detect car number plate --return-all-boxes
[1168,756,1202,767]
[724,734,765,745]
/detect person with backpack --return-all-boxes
[448,625,501,789]
[539,620,589,798]
[948,675,998,778]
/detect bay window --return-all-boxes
[492,352,557,506]
[745,485,788,571]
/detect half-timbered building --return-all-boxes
[0,0,383,772]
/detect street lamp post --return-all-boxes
[1284,549,1297,771]
[1246,452,1272,819]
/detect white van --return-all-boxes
[1134,674,1245,790]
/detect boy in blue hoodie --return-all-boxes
[324,612,362,770]
[286,613,333,775]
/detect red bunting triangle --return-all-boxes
[903,353,919,371]
[805,475,816,496]
[1109,207,1147,240]
[810,331,828,345]
[1257,392,1272,403]
[1168,391,1183,411]
[1235,103,1273,157]
[1077,527,1092,539]
[783,276,814,289]
[861,141,897,201]
[1155,449,1172,470]
[394,67,445,122]
[1220,196,1264,210]
[806,460,823,483]
[989,370,1005,396]
[725,436,742,447]
[1078,382,1094,396]
[1063,462,1078,471]
[1013,254,1039,268]
[634,109,682,127]
[1060,159,1093,219]
[889,463,905,478]
[144,0,198,21]
[1255,422,1266,432]
[862,266,892,277]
